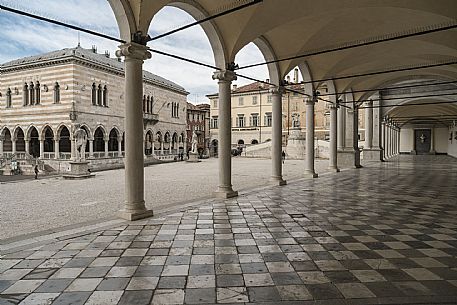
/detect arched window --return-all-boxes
[91,83,97,105]
[23,83,29,106]
[97,84,102,106]
[6,88,12,108]
[35,81,41,104]
[54,82,60,104]
[94,127,105,152]
[29,82,35,105]
[103,85,108,107]
[146,96,150,113]
[143,95,146,113]
[149,96,153,113]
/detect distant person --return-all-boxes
[34,165,39,179]
[282,151,286,164]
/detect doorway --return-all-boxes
[414,129,431,154]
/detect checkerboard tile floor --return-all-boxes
[1,155,457,304]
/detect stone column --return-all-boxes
[25,140,29,155]
[270,86,286,185]
[39,139,44,158]
[89,140,94,158]
[337,102,345,150]
[71,138,76,160]
[431,127,436,154]
[104,139,109,157]
[387,123,392,158]
[352,106,362,168]
[397,128,401,155]
[152,141,155,156]
[212,70,238,198]
[365,100,373,149]
[305,97,318,178]
[161,142,164,155]
[0,136,4,157]
[169,141,172,155]
[54,138,60,159]
[381,120,386,160]
[115,42,153,220]
[329,104,339,172]
[183,136,187,158]
[11,137,17,155]
[117,136,123,157]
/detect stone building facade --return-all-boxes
[0,46,188,172]
[186,102,210,156]
[208,74,366,151]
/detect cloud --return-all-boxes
[0,1,267,104]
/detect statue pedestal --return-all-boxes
[186,152,200,163]
[286,128,306,159]
[63,161,95,179]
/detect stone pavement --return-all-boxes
[1,155,457,304]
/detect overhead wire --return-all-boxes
[340,91,457,104]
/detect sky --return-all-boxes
[0,0,282,104]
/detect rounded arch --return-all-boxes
[167,1,228,68]
[237,139,245,145]
[79,124,93,140]
[252,36,281,86]
[14,127,26,152]
[145,129,153,155]
[251,139,259,145]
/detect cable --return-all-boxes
[340,91,457,104]
[235,22,457,70]
[148,0,262,41]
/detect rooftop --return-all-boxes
[0,46,188,94]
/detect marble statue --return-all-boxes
[74,124,87,162]
[191,130,198,154]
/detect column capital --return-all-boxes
[366,99,373,106]
[212,70,237,82]
[269,86,285,95]
[115,42,151,61]
[305,97,315,105]
[330,103,338,110]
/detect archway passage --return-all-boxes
[211,139,218,157]
[108,129,119,152]
[251,139,259,145]
[43,126,54,153]
[238,139,245,145]
[145,131,153,155]
[59,126,71,154]
[29,127,39,158]
[15,128,25,152]
[3,128,12,152]
[94,127,105,153]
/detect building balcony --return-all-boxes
[143,113,159,125]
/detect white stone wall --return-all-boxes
[400,127,449,154]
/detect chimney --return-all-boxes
[104,51,110,58]
[293,68,299,83]
[91,45,97,53]
[232,84,237,91]
[286,75,290,83]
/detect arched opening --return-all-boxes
[108,128,119,152]
[145,131,153,155]
[211,139,218,157]
[29,127,40,158]
[164,132,171,151]
[94,127,105,153]
[15,128,26,152]
[121,132,125,153]
[59,126,71,155]
[43,126,54,153]
[172,132,178,151]
[238,139,245,145]
[81,126,90,153]
[2,128,12,153]
[251,139,259,145]
[155,132,162,152]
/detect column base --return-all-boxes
[186,152,201,163]
[362,148,382,161]
[338,149,361,169]
[328,167,340,173]
[270,176,287,186]
[117,209,154,221]
[304,170,318,178]
[214,189,238,199]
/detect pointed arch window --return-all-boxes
[143,95,146,113]
[146,96,150,113]
[35,81,41,104]
[29,82,35,105]
[91,83,97,105]
[149,96,153,113]
[102,85,108,107]
[97,84,102,106]
[23,83,29,106]
[6,88,12,108]
[53,82,60,104]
